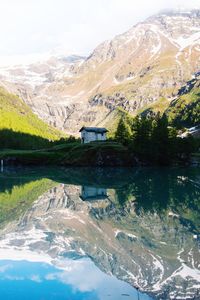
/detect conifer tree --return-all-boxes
[151,113,169,164]
[132,116,152,158]
[115,117,132,145]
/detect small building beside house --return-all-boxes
[79,127,108,144]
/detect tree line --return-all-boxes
[115,113,198,165]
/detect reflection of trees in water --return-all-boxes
[0,167,199,300]
[115,168,200,231]
[0,176,33,194]
[1,167,199,230]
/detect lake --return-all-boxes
[0,167,199,300]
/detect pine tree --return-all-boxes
[115,117,132,145]
[151,113,169,164]
[132,116,152,159]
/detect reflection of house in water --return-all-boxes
[80,186,108,201]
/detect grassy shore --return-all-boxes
[0,140,198,167]
[0,141,135,167]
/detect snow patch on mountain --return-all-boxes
[175,31,200,50]
[0,55,85,89]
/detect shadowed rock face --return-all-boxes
[0,11,200,134]
[0,168,199,299]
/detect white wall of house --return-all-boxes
[81,130,107,143]
[82,186,107,199]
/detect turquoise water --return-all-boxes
[0,167,199,299]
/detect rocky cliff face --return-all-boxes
[0,10,200,134]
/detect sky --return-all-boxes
[0,0,199,65]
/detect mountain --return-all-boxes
[140,73,200,128]
[166,74,200,127]
[0,55,85,88]
[0,10,200,134]
[0,86,62,145]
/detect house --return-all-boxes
[79,127,108,144]
[80,186,108,201]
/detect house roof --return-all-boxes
[79,127,108,133]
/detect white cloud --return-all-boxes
[45,259,104,292]
[30,274,42,283]
[0,264,13,272]
[0,0,199,64]
[5,275,24,281]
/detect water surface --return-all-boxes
[0,167,199,299]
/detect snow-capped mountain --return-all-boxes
[0,55,84,88]
[0,10,199,134]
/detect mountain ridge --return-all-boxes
[0,10,199,134]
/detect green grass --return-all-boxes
[0,141,132,167]
[0,178,56,227]
[137,97,170,116]
[0,87,63,141]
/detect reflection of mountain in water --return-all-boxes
[0,167,199,299]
